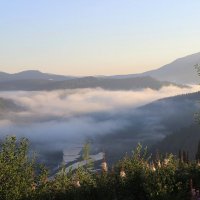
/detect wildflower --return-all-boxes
[150,163,156,172]
[74,180,81,188]
[120,169,126,178]
[157,160,161,168]
[31,182,37,191]
[163,158,169,166]
[101,153,108,172]
[101,161,108,172]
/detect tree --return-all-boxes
[82,141,94,170]
[196,140,200,161]
[0,136,37,200]
[195,64,200,76]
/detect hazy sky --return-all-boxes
[0,0,200,75]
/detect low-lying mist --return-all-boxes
[0,85,199,168]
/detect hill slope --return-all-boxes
[0,76,186,91]
[150,124,200,159]
[142,52,200,84]
[0,98,23,113]
[94,91,200,162]
[112,52,200,84]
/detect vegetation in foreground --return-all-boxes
[1,136,200,200]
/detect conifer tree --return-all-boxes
[196,140,200,161]
[82,141,94,170]
[183,151,187,163]
[178,149,183,163]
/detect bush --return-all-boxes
[0,136,37,200]
[0,137,199,200]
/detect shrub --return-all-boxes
[0,137,199,200]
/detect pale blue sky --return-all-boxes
[0,0,200,75]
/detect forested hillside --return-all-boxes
[0,98,22,112]
[0,76,186,91]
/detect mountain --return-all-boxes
[0,76,186,91]
[1,52,200,84]
[111,52,200,84]
[0,70,75,82]
[0,97,23,113]
[142,52,200,84]
[93,91,200,163]
[150,124,200,159]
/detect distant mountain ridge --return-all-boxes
[141,52,200,84]
[0,76,185,91]
[1,52,200,86]
[0,70,75,82]
[110,52,200,84]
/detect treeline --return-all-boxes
[1,137,200,200]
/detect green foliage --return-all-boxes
[1,137,200,200]
[0,136,36,200]
[82,142,94,170]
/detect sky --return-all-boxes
[0,0,200,76]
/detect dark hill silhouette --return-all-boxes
[0,98,23,112]
[94,91,200,163]
[0,76,185,91]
